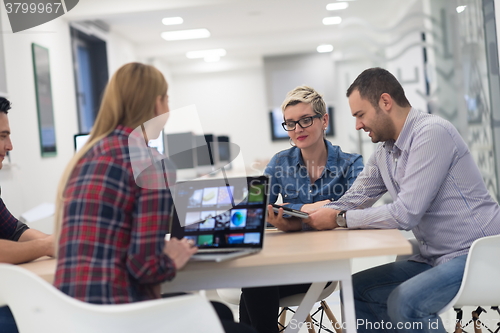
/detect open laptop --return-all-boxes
[170,175,269,262]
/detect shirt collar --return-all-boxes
[115,124,135,137]
[383,107,420,154]
[291,140,338,173]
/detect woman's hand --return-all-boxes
[300,199,331,214]
[267,205,302,232]
[164,237,198,270]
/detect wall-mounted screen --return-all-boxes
[32,43,57,156]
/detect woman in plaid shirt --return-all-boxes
[53,63,197,304]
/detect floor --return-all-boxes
[204,254,500,332]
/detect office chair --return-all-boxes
[217,282,342,333]
[0,264,225,333]
[398,235,500,333]
[436,234,500,333]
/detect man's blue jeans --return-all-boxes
[0,306,18,333]
[353,255,467,333]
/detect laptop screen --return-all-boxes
[171,176,269,249]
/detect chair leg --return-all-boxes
[472,307,486,333]
[454,308,463,333]
[306,314,316,333]
[321,300,343,333]
[279,307,287,332]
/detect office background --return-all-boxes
[0,0,499,235]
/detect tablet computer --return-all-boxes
[271,203,309,219]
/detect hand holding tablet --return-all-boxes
[271,203,309,219]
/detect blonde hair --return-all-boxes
[281,86,326,116]
[53,62,168,248]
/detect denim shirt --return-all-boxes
[265,140,364,211]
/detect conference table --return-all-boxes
[19,228,411,333]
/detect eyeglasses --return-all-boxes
[282,114,322,131]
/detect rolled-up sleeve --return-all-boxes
[0,198,21,240]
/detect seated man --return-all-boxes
[305,68,500,333]
[0,97,55,333]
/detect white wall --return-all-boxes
[169,62,363,176]
[170,67,280,173]
[0,14,138,233]
[1,1,498,232]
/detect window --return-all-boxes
[70,26,109,133]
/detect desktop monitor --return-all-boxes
[74,131,164,155]
[194,134,219,176]
[165,132,197,180]
[147,130,165,155]
[217,135,231,169]
[195,134,217,166]
[73,133,90,152]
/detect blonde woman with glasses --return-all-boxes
[239,86,363,333]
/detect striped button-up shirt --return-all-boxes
[54,125,176,304]
[326,108,500,266]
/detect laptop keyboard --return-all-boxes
[196,249,242,255]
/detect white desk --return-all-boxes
[160,229,411,333]
[19,229,411,333]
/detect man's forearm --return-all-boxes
[18,228,48,242]
[0,237,53,264]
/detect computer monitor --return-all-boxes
[74,131,164,155]
[147,130,165,155]
[73,133,90,152]
[217,135,231,169]
[165,132,197,181]
[194,134,218,176]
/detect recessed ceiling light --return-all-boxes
[204,55,221,62]
[162,17,183,25]
[323,17,342,25]
[326,2,349,11]
[317,44,334,53]
[186,48,227,59]
[161,28,210,41]
[456,6,466,13]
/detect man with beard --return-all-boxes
[0,96,55,333]
[305,67,500,333]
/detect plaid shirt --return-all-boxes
[54,125,176,304]
[0,196,18,240]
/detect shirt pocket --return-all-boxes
[394,155,406,187]
[282,190,300,204]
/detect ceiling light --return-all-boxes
[456,6,466,13]
[161,28,210,41]
[162,17,183,25]
[326,2,349,11]
[204,55,221,62]
[317,44,334,53]
[323,17,342,25]
[186,48,226,59]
